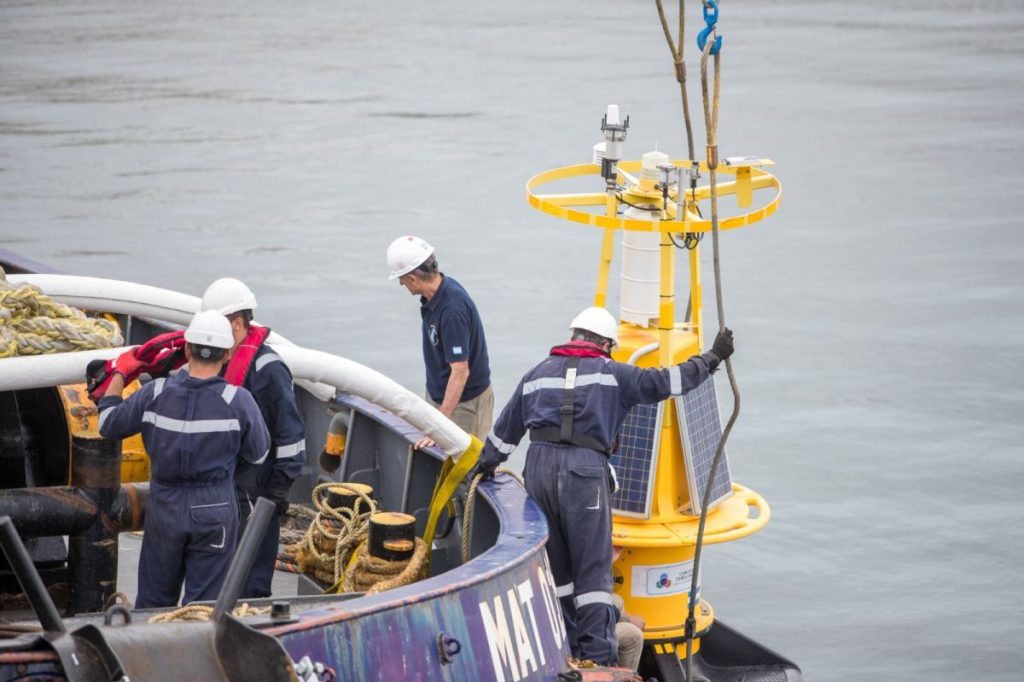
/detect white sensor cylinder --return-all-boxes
[640,149,670,186]
[619,149,669,327]
[620,206,660,327]
[606,104,620,126]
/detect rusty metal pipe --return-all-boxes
[0,484,148,536]
[110,482,149,532]
[0,488,95,535]
[67,435,125,615]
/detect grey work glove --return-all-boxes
[473,459,498,481]
[268,471,293,516]
[474,439,505,480]
[711,327,734,362]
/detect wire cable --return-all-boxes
[683,24,737,682]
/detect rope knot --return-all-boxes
[673,60,686,83]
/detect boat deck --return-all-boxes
[113,531,301,608]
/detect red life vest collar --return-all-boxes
[224,325,271,386]
[549,341,610,359]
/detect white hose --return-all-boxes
[273,346,470,455]
[1,274,471,456]
[8,274,333,401]
[0,346,128,390]
[627,341,660,365]
[6,274,199,327]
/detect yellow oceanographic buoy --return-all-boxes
[526,104,782,659]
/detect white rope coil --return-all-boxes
[0,265,122,357]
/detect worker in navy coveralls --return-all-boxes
[201,277,307,599]
[477,306,734,665]
[386,236,493,445]
[98,311,270,608]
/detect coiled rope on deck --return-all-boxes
[277,483,431,594]
[277,482,376,586]
[0,265,122,357]
[147,602,270,624]
[278,503,318,547]
[342,537,429,595]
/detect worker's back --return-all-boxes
[100,371,269,485]
[97,368,270,607]
[518,354,624,452]
[234,343,305,495]
[515,351,716,453]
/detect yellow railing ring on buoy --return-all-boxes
[612,483,771,549]
[676,483,770,546]
[525,160,781,233]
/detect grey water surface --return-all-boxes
[2,1,1023,679]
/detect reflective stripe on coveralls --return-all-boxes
[479,343,720,666]
[97,371,270,608]
[236,343,307,599]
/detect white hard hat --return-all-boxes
[184,310,234,350]
[570,306,619,349]
[201,278,258,316]
[386,236,434,280]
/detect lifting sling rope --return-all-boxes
[655,2,737,681]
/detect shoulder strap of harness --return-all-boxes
[529,357,610,455]
[559,357,580,443]
[223,325,271,386]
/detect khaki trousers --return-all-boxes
[427,384,494,439]
[615,622,643,671]
[612,593,643,671]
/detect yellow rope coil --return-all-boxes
[0,266,122,358]
[278,482,376,587]
[147,602,270,624]
[568,657,601,670]
[342,537,428,595]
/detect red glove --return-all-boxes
[87,350,143,402]
[112,348,144,380]
[86,331,188,402]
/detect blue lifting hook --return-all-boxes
[697,0,723,55]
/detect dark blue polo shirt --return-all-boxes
[420,275,491,403]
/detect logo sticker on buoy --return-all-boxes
[630,560,699,598]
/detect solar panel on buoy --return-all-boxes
[675,377,733,516]
[609,400,663,518]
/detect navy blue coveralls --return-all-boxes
[479,344,720,665]
[98,371,270,608]
[420,275,491,403]
[235,344,306,598]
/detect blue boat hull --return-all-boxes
[0,248,793,682]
